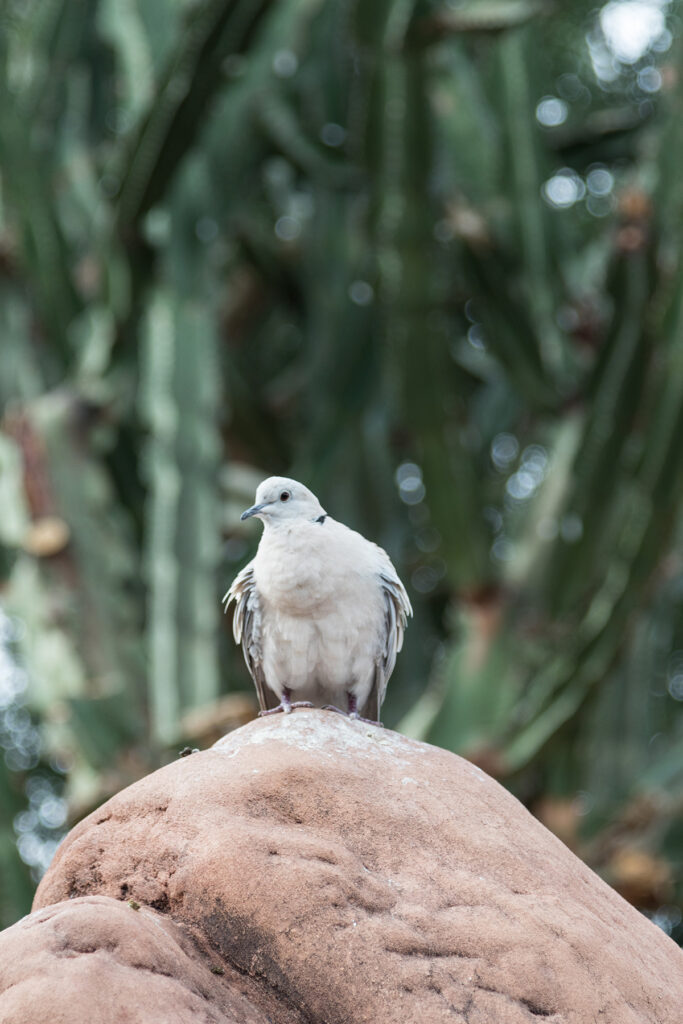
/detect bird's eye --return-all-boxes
[280,491,290,502]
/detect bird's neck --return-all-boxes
[262,514,327,535]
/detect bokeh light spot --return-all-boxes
[274,216,301,242]
[491,433,519,471]
[320,123,346,147]
[536,96,569,127]
[348,280,374,306]
[272,50,298,78]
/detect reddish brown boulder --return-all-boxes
[14,711,683,1022]
[0,894,301,1024]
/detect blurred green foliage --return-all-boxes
[0,0,681,942]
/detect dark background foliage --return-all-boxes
[0,0,681,944]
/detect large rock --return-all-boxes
[0,895,295,1024]
[10,711,683,1022]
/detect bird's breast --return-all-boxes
[253,523,374,616]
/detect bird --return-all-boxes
[223,476,412,724]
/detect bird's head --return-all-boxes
[240,477,326,526]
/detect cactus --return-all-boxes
[1,0,682,941]
[140,291,222,744]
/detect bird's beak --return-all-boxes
[240,502,267,521]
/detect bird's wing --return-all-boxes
[360,563,413,722]
[222,561,277,712]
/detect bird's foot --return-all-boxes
[347,693,382,726]
[322,704,347,716]
[258,700,314,717]
[322,704,382,727]
[350,711,384,727]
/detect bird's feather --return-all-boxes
[360,570,412,718]
[223,562,277,712]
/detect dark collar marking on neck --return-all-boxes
[315,514,327,524]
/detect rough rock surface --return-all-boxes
[9,711,683,1023]
[0,895,292,1024]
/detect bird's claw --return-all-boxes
[258,700,314,717]
[353,713,383,726]
[322,704,382,727]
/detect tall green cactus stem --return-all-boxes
[499,27,566,379]
[358,1,491,587]
[116,0,275,231]
[141,292,222,745]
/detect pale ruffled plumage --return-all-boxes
[224,477,411,722]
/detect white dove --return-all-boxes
[223,477,412,723]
